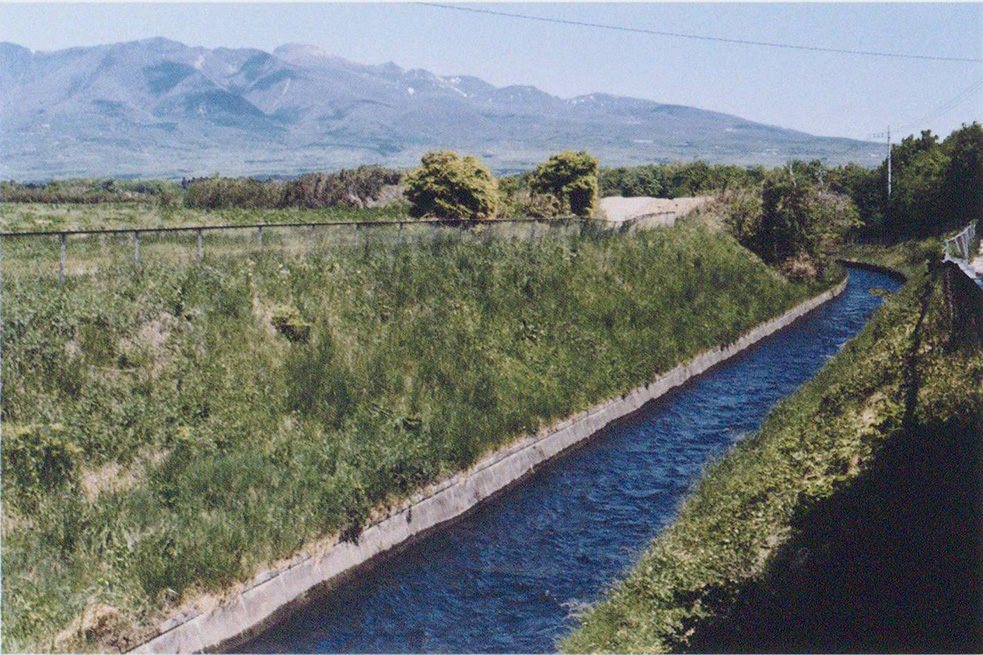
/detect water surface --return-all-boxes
[240,267,902,654]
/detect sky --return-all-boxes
[1,2,981,142]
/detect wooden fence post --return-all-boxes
[59,233,66,285]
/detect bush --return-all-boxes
[281,167,402,209]
[183,177,285,209]
[725,171,857,275]
[403,151,499,220]
[270,305,311,343]
[2,424,80,496]
[529,151,599,217]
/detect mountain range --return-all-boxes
[0,38,881,180]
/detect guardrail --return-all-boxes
[0,216,625,285]
[942,221,983,343]
[943,221,979,263]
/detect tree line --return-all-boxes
[0,166,403,210]
[3,123,978,249]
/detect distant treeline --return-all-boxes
[182,166,403,210]
[0,166,404,210]
[0,178,183,205]
[3,123,978,243]
[599,161,767,199]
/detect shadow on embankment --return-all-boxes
[686,409,983,653]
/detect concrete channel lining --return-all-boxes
[130,278,849,655]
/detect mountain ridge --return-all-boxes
[0,39,881,180]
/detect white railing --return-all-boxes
[943,221,979,263]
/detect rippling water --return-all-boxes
[238,267,902,654]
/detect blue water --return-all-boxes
[238,267,902,654]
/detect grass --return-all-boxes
[836,237,942,278]
[561,256,982,653]
[0,222,835,652]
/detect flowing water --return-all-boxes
[239,267,902,654]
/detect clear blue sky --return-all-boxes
[2,2,980,141]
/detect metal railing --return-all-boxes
[0,216,619,285]
[943,221,979,263]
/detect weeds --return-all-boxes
[2,223,827,651]
[561,260,982,653]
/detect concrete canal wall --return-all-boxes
[130,278,848,655]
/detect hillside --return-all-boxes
[0,39,880,180]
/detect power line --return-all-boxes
[896,78,983,133]
[417,3,983,64]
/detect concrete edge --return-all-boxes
[129,278,849,655]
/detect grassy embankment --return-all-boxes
[562,253,982,653]
[1,221,837,652]
[837,238,942,278]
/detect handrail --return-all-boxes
[943,221,979,263]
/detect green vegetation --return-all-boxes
[1,179,183,205]
[2,227,836,650]
[1,224,834,651]
[599,124,982,245]
[182,166,403,210]
[562,258,982,653]
[599,161,766,199]
[2,166,404,213]
[714,173,856,281]
[837,237,942,279]
[403,151,500,220]
[528,151,600,218]
[835,124,982,240]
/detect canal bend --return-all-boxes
[239,267,902,654]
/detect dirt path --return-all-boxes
[598,196,710,227]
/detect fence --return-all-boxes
[943,221,979,263]
[941,221,983,343]
[0,217,622,285]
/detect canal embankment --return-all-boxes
[563,260,983,653]
[4,225,840,653]
[131,274,848,654]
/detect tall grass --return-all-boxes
[561,261,982,653]
[1,224,831,651]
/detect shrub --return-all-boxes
[403,151,499,220]
[2,424,80,495]
[270,305,311,343]
[529,151,599,217]
[183,177,285,209]
[725,171,857,275]
[281,167,402,209]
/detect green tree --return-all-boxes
[403,151,499,220]
[940,123,983,234]
[529,151,599,217]
[727,171,857,276]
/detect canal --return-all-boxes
[238,266,902,654]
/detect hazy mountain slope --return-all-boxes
[0,39,880,180]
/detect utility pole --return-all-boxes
[887,126,891,197]
[873,127,892,197]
